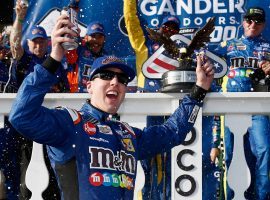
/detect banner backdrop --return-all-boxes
[20,0,133,58]
[20,0,270,61]
[137,0,270,49]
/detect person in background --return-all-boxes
[210,7,270,200]
[139,15,181,199]
[0,26,22,200]
[8,13,214,199]
[4,0,69,199]
[10,0,69,91]
[66,21,106,92]
[124,1,221,199]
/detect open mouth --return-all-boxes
[106,90,118,100]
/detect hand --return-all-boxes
[15,0,28,19]
[195,54,214,90]
[50,14,79,62]
[259,60,270,75]
[210,148,220,164]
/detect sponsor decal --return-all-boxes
[97,125,113,135]
[230,56,259,69]
[89,137,109,143]
[122,139,135,152]
[32,28,45,35]
[89,147,136,175]
[245,69,253,77]
[236,45,246,50]
[89,172,104,186]
[89,172,134,190]
[118,122,136,138]
[240,69,246,77]
[228,70,235,78]
[188,105,200,123]
[101,56,124,65]
[84,122,96,135]
[102,172,113,186]
[111,173,121,187]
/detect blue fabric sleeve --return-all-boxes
[9,64,75,149]
[136,96,202,160]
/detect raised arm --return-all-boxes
[137,56,214,159]
[9,14,78,146]
[123,0,149,88]
[10,0,27,60]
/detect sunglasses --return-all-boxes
[91,70,129,86]
[245,19,264,25]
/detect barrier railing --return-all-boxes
[1,92,270,199]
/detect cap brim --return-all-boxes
[244,14,265,21]
[87,31,105,36]
[28,35,47,40]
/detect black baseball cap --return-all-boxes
[244,7,265,22]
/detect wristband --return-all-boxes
[190,85,208,102]
[42,56,62,74]
[17,18,24,24]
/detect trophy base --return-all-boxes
[252,84,270,92]
[161,70,196,93]
[161,83,194,93]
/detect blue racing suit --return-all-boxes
[213,35,270,200]
[1,50,65,200]
[9,59,204,200]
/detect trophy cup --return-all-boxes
[145,17,215,92]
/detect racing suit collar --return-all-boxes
[80,101,118,122]
[242,34,264,43]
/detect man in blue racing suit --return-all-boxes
[9,14,214,199]
[210,7,270,200]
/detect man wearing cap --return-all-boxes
[145,15,180,92]
[9,14,214,199]
[141,16,180,199]
[10,16,69,91]
[210,7,270,200]
[66,21,106,93]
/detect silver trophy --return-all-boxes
[146,17,215,92]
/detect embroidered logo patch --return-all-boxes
[122,139,135,152]
[97,125,113,135]
[188,105,200,123]
[84,122,96,135]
